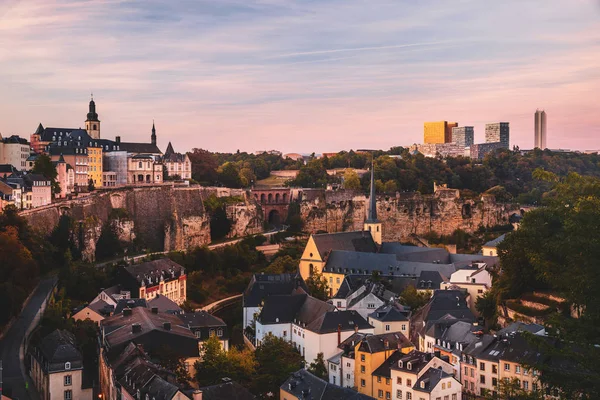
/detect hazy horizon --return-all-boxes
[1,0,599,153]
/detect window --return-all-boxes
[477,289,484,294]
[397,390,402,399]
[64,362,71,370]
[377,376,382,383]
[470,368,474,378]
[397,377,402,385]
[386,378,390,385]
[480,362,485,371]
[386,392,391,399]
[406,393,411,400]
[464,366,468,376]
[378,389,384,398]
[523,381,529,390]
[480,375,485,384]
[361,354,365,362]
[407,379,412,387]
[504,363,511,371]
[402,324,406,331]
[442,383,445,389]
[361,379,366,387]
[361,366,365,373]
[452,395,457,400]
[368,303,376,309]
[470,382,474,391]
[64,390,72,400]
[347,362,351,368]
[337,301,342,307]
[515,365,521,374]
[492,378,498,387]
[283,330,287,336]
[64,375,72,386]
[492,365,498,374]
[386,324,391,331]
[532,383,538,392]
[209,329,215,337]
[347,373,350,379]
[516,379,521,387]
[336,277,340,284]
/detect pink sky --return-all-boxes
[0,0,599,153]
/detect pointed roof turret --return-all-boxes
[366,157,378,223]
[58,154,65,163]
[86,95,99,122]
[164,141,175,157]
[151,120,157,146]
[35,123,44,135]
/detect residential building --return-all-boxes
[29,330,93,400]
[0,180,22,209]
[117,258,187,305]
[470,142,505,160]
[451,126,475,148]
[367,302,411,338]
[103,150,128,186]
[411,290,476,352]
[409,143,466,158]
[164,141,192,180]
[242,272,307,329]
[329,280,397,320]
[99,307,201,398]
[178,311,229,351]
[534,109,547,149]
[198,378,255,400]
[424,121,456,144]
[353,333,414,397]
[49,146,89,190]
[482,234,506,256]
[0,135,30,170]
[328,332,366,388]
[6,173,52,209]
[390,350,460,400]
[87,145,103,187]
[440,265,493,315]
[52,155,74,198]
[127,154,163,184]
[281,369,371,400]
[430,320,480,378]
[485,122,510,149]
[254,288,374,363]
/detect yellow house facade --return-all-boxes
[299,235,326,280]
[87,146,103,187]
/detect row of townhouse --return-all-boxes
[0,172,52,210]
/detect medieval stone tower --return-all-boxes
[85,95,101,139]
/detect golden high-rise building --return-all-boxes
[424,121,457,144]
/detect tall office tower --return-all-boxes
[485,122,510,149]
[451,126,475,147]
[534,109,547,149]
[424,121,457,144]
[446,122,458,143]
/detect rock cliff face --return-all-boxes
[21,186,212,261]
[297,188,518,241]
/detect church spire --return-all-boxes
[151,120,157,146]
[367,157,378,222]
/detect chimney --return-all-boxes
[151,307,159,314]
[192,390,202,400]
[115,136,121,144]
[123,308,132,317]
[132,323,141,334]
[337,324,342,345]
[163,322,171,331]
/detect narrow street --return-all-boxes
[0,277,57,400]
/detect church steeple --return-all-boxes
[364,156,382,245]
[151,120,157,146]
[85,94,101,139]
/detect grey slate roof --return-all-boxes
[199,380,256,400]
[497,321,545,336]
[419,290,475,323]
[413,368,454,393]
[357,332,413,354]
[311,231,377,259]
[324,251,397,274]
[123,258,185,287]
[118,357,180,400]
[178,311,227,329]
[368,302,411,322]
[114,298,148,315]
[148,294,182,314]
[243,272,307,307]
[483,234,506,248]
[281,369,371,400]
[307,310,371,334]
[416,270,447,290]
[372,350,405,378]
[389,350,433,374]
[38,329,82,365]
[119,141,162,154]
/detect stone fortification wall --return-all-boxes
[298,189,518,240]
[21,186,212,260]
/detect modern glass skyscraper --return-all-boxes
[534,109,547,149]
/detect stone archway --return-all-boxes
[268,209,282,226]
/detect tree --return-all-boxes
[87,178,95,191]
[253,335,303,397]
[153,345,191,386]
[33,154,60,194]
[399,286,430,311]
[483,378,544,399]
[217,162,242,188]
[188,148,219,185]
[264,255,297,274]
[306,271,329,300]
[307,353,327,380]
[384,180,398,193]
[343,169,361,190]
[95,221,122,261]
[475,290,497,326]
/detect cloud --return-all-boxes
[0,0,599,153]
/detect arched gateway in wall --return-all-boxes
[251,188,292,226]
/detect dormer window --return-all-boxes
[65,362,71,370]
[407,362,412,370]
[420,381,425,389]
[217,328,223,337]
[398,361,403,368]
